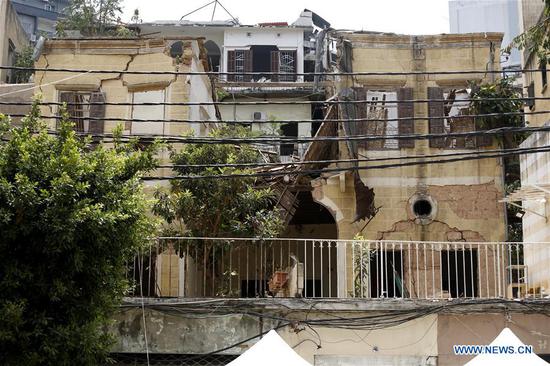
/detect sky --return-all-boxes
[121,0,451,35]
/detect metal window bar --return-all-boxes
[126,239,544,301]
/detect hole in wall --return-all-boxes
[413,199,433,218]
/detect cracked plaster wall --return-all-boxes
[34,38,216,185]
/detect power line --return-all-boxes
[0,65,544,76]
[158,145,550,169]
[1,96,548,106]
[4,109,546,125]
[140,144,550,180]
[42,124,550,145]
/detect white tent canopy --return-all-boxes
[227,330,312,366]
[465,327,548,366]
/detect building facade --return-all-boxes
[449,0,522,70]
[11,0,68,41]
[509,1,550,297]
[16,9,550,366]
[138,10,330,161]
[0,0,30,83]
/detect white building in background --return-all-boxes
[138,10,331,161]
[449,0,522,70]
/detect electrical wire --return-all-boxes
[1,96,548,106]
[157,145,550,169]
[141,144,550,180]
[41,124,550,144]
[0,65,544,76]
[3,108,544,125]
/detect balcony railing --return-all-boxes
[127,238,549,300]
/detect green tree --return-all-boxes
[153,126,283,239]
[56,0,136,37]
[508,0,549,60]
[13,46,34,84]
[152,126,283,296]
[0,102,158,365]
[469,78,525,242]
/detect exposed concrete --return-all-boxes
[376,219,486,242]
[112,299,550,365]
[429,182,502,220]
[438,313,550,365]
[315,355,437,366]
[111,308,278,354]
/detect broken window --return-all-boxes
[131,89,166,135]
[58,91,106,133]
[353,88,414,150]
[441,249,478,298]
[428,87,491,149]
[541,59,548,90]
[280,123,298,156]
[355,90,399,150]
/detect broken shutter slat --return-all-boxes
[227,50,235,82]
[354,88,368,149]
[270,51,280,82]
[89,91,106,134]
[397,87,414,148]
[244,50,253,82]
[428,87,446,148]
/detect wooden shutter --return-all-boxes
[354,88,368,149]
[428,87,446,148]
[89,91,106,134]
[397,87,414,148]
[244,50,253,81]
[526,82,535,109]
[288,50,297,82]
[226,50,235,81]
[271,51,280,82]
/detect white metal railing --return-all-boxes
[128,238,550,300]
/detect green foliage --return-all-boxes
[507,0,549,61]
[469,78,526,242]
[56,0,136,37]
[469,77,524,147]
[13,46,34,84]
[153,125,283,238]
[0,101,158,365]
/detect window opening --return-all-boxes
[59,91,91,132]
[441,249,478,298]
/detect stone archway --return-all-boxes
[282,191,338,297]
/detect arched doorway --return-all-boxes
[282,191,338,297]
[204,40,221,72]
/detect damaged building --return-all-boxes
[105,31,550,366]
[14,7,550,365]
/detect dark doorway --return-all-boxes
[250,45,278,79]
[311,103,324,136]
[280,122,298,156]
[285,192,338,297]
[370,250,404,298]
[441,249,478,298]
[204,40,221,72]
